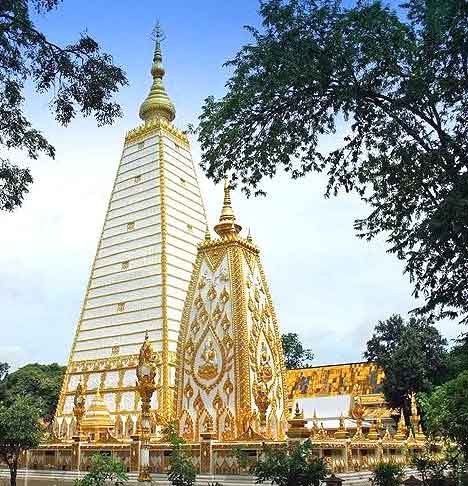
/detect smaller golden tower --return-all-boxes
[174,183,287,441]
[79,387,114,441]
[394,409,408,441]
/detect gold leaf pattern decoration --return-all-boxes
[206,248,226,271]
[254,288,261,303]
[207,285,217,301]
[193,392,204,413]
[191,319,200,336]
[223,375,234,397]
[195,294,204,310]
[212,391,223,412]
[199,308,209,324]
[184,383,194,400]
[223,334,234,352]
[220,287,229,304]
[185,339,194,357]
[212,304,222,322]
[198,276,207,290]
[221,313,231,332]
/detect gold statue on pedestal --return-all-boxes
[72,381,86,437]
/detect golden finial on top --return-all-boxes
[139,22,176,123]
[213,179,242,239]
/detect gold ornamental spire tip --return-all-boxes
[139,23,176,123]
[214,179,242,239]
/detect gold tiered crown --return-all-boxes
[139,26,176,123]
[80,386,114,430]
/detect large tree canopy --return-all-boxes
[420,371,468,460]
[0,0,127,211]
[198,0,468,325]
[0,363,65,423]
[364,314,447,417]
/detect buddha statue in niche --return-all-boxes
[198,338,219,380]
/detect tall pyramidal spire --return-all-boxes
[54,28,207,439]
[175,185,287,441]
[139,24,176,123]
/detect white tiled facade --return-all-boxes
[55,126,207,438]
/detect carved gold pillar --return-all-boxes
[136,333,157,482]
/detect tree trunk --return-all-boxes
[10,466,17,486]
[9,460,17,486]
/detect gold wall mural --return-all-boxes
[286,362,385,399]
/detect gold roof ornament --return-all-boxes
[80,386,114,431]
[213,179,242,240]
[334,413,349,439]
[367,420,380,441]
[394,409,408,441]
[139,23,176,123]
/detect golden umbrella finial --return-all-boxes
[139,22,176,123]
[214,178,242,239]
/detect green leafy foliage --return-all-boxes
[445,337,468,381]
[0,363,9,381]
[0,396,44,486]
[0,0,127,211]
[364,314,447,417]
[74,454,128,486]
[0,363,66,423]
[420,371,468,460]
[411,449,451,486]
[253,439,328,486]
[165,423,197,486]
[281,333,314,369]
[371,463,404,486]
[198,0,468,325]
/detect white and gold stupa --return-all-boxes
[54,32,207,438]
[174,182,287,441]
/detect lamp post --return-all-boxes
[136,332,157,482]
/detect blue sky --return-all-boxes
[0,0,461,370]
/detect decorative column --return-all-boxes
[136,332,157,482]
[200,424,216,474]
[71,380,86,471]
[72,381,86,439]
